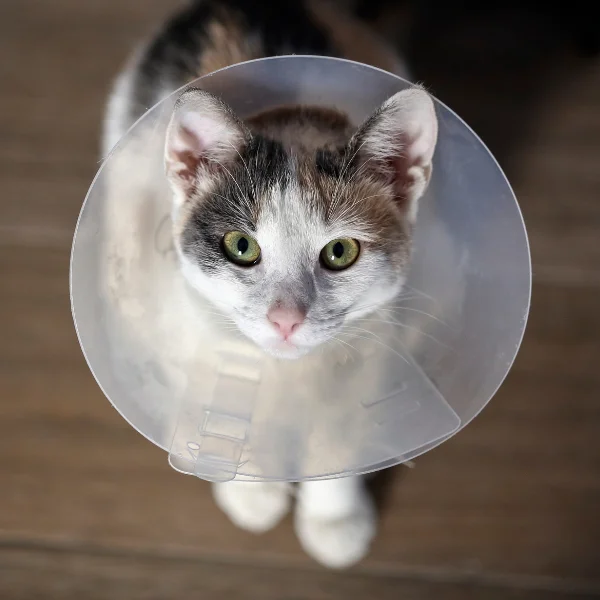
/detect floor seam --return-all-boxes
[1,536,598,596]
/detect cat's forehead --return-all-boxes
[182,133,404,261]
[248,143,396,242]
[255,178,332,255]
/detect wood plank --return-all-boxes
[410,39,600,277]
[0,546,597,600]
[1,0,600,596]
[0,175,90,244]
[1,0,600,280]
[0,244,599,587]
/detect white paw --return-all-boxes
[212,481,291,534]
[295,492,377,569]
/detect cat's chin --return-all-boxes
[260,341,312,360]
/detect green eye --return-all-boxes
[320,238,360,271]
[222,231,261,266]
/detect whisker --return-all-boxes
[402,283,437,304]
[341,323,418,365]
[208,157,249,209]
[338,295,437,321]
[330,156,375,218]
[374,306,450,328]
[209,191,254,224]
[227,141,256,197]
[341,323,388,346]
[354,316,451,350]
[336,193,387,220]
[341,330,410,365]
[334,189,385,222]
[330,335,357,358]
[329,146,374,217]
[330,140,368,213]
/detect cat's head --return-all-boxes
[164,87,438,359]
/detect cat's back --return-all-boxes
[103,0,407,154]
[136,0,334,99]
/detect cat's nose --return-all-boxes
[267,305,305,340]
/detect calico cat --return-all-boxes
[103,0,438,569]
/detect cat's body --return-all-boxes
[103,0,438,569]
[102,0,408,156]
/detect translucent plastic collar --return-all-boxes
[71,57,531,482]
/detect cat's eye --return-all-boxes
[320,238,360,271]
[222,231,261,266]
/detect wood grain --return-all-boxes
[0,246,598,592]
[1,0,599,597]
[2,546,596,600]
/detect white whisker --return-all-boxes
[342,330,410,365]
[354,316,451,350]
[329,142,371,216]
[227,140,256,197]
[402,283,437,303]
[374,306,450,328]
[330,336,356,358]
[208,157,249,210]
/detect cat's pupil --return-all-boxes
[333,241,344,259]
[237,237,249,254]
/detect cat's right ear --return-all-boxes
[165,89,250,205]
[349,87,438,223]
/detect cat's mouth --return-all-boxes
[229,313,341,360]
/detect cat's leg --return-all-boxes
[212,481,292,533]
[295,476,376,569]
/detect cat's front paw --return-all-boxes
[212,481,291,534]
[294,491,376,569]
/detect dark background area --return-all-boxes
[1,0,599,598]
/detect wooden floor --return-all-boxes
[1,1,599,598]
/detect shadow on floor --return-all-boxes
[354,0,599,520]
[358,0,597,175]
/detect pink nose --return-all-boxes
[267,305,305,340]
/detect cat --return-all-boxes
[102,0,438,569]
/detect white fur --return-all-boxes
[357,88,438,223]
[176,181,403,360]
[163,89,435,569]
[213,477,376,569]
[102,67,136,158]
[166,90,249,205]
[296,478,376,569]
[213,481,292,533]
[101,17,436,571]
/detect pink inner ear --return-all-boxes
[175,126,206,173]
[165,91,249,203]
[387,121,436,197]
[167,124,218,185]
[175,150,201,183]
[170,116,206,155]
[405,122,437,165]
[167,111,243,179]
[390,155,416,194]
[352,89,437,213]
[176,120,204,151]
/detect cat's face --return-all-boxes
[175,142,411,358]
[166,89,438,359]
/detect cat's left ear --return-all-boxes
[165,88,250,205]
[351,87,438,222]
